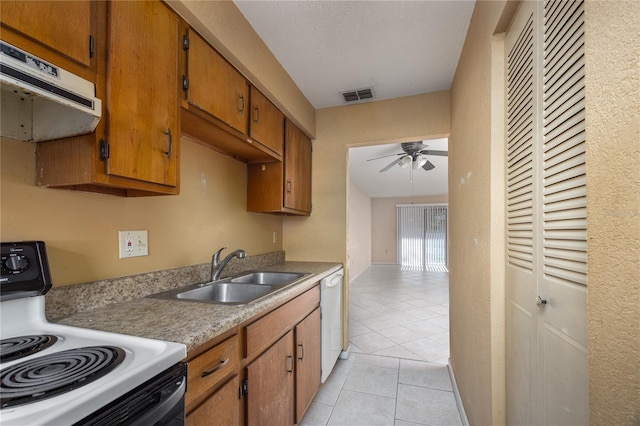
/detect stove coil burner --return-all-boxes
[0,335,58,363]
[0,346,125,408]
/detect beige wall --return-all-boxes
[0,0,315,288]
[584,1,640,424]
[347,181,371,281]
[283,92,450,350]
[450,0,640,424]
[372,195,448,264]
[0,136,282,286]
[449,1,509,424]
[283,92,451,271]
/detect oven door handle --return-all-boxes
[130,376,186,426]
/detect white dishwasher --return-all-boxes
[320,268,344,383]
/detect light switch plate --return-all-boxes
[118,230,148,258]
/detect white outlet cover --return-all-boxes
[118,230,148,259]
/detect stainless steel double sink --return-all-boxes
[148,272,309,306]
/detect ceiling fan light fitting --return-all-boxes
[413,154,428,169]
[399,156,412,168]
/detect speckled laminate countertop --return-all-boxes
[55,262,342,354]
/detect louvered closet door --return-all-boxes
[505,1,588,424]
[505,3,539,423]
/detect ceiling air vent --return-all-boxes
[341,87,375,103]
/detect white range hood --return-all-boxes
[0,40,102,142]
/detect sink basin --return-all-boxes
[229,272,305,285]
[148,271,310,305]
[175,282,275,304]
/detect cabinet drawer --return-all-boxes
[186,335,238,407]
[245,286,319,359]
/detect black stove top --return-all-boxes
[0,334,58,363]
[0,346,125,408]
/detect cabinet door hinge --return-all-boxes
[183,35,190,50]
[240,378,248,398]
[182,76,189,91]
[99,139,109,161]
[89,35,95,58]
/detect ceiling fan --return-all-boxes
[367,142,448,172]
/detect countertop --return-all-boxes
[56,262,342,354]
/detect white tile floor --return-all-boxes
[301,264,461,426]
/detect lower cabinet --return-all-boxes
[246,331,295,426]
[295,308,321,423]
[185,285,321,426]
[186,376,240,426]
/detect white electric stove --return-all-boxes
[0,241,187,425]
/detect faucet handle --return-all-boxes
[212,247,227,266]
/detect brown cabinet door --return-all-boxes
[106,0,179,187]
[186,376,240,426]
[0,0,92,67]
[284,120,312,213]
[249,87,283,155]
[246,331,295,426]
[295,308,321,423]
[187,30,248,134]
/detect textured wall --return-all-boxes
[449,1,507,424]
[347,181,372,281]
[0,137,282,285]
[584,1,640,424]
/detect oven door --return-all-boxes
[75,362,187,426]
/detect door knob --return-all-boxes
[535,296,547,307]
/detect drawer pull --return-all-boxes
[287,355,294,374]
[201,358,229,377]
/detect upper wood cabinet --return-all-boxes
[186,29,248,134]
[36,0,181,196]
[105,0,179,187]
[249,86,284,156]
[0,0,95,78]
[284,121,312,212]
[247,119,312,215]
[181,28,282,163]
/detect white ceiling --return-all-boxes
[349,139,448,198]
[233,0,474,197]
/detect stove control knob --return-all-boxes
[4,255,30,273]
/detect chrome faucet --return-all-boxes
[211,247,246,281]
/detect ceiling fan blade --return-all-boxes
[422,160,436,171]
[419,150,448,157]
[366,153,403,161]
[379,156,406,172]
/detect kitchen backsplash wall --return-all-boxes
[0,136,283,286]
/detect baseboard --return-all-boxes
[447,359,469,426]
[339,345,351,359]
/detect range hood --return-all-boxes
[0,41,101,142]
